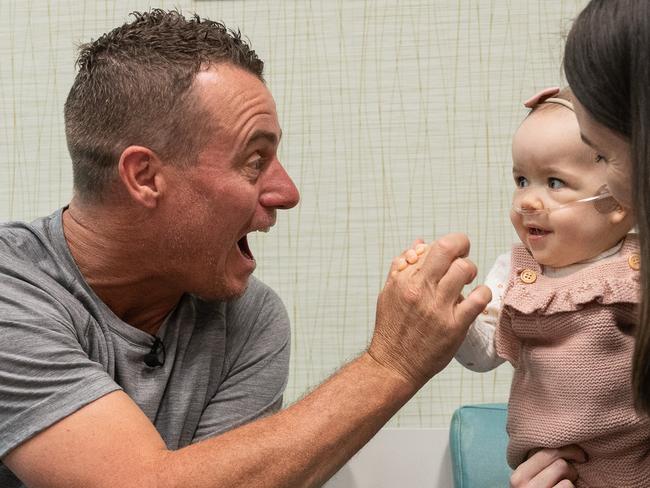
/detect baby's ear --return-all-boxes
[608,204,632,225]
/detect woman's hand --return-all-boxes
[510,445,588,488]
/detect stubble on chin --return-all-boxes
[195,275,251,302]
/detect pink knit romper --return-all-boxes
[495,235,650,487]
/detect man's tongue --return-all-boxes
[238,235,254,260]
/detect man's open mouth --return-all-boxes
[237,235,254,260]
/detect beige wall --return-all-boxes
[0,0,587,428]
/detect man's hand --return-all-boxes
[368,234,491,387]
[510,445,587,488]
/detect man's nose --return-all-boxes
[260,159,300,210]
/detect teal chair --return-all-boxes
[449,403,512,488]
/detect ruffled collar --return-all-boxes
[502,234,640,315]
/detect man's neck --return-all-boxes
[62,200,182,335]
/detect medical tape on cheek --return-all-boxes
[593,184,619,213]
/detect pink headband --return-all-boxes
[523,86,574,111]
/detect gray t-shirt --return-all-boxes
[0,208,291,487]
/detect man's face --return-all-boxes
[161,64,300,300]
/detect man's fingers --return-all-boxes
[454,285,491,328]
[390,255,405,274]
[419,233,471,282]
[437,257,477,304]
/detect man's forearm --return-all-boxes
[160,353,416,488]
[5,235,489,488]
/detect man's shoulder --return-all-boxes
[0,210,63,267]
[0,209,89,323]
[0,210,75,296]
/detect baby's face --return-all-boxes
[510,107,631,268]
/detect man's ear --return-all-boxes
[117,146,165,208]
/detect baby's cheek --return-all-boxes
[509,212,526,240]
[509,209,519,227]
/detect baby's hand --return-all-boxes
[396,240,429,271]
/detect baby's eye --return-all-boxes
[548,177,565,190]
[515,176,529,188]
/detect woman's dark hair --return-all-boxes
[565,0,650,413]
[64,9,264,202]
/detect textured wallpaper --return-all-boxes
[0,0,587,428]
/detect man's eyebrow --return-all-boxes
[246,129,282,146]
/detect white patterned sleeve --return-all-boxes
[454,251,511,372]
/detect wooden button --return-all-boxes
[628,254,641,271]
[520,269,537,284]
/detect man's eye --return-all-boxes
[548,177,565,190]
[247,158,265,173]
[515,176,529,188]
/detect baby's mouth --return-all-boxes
[528,227,550,236]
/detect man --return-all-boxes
[0,10,490,487]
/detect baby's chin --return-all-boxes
[524,245,570,268]
[530,248,601,269]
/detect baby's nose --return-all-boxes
[519,191,545,210]
[512,188,548,216]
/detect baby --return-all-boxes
[454,87,650,486]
